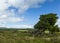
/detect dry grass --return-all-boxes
[0,30,60,43]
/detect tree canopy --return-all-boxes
[34,13,59,34]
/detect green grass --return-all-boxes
[0,29,60,43]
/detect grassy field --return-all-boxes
[0,29,60,43]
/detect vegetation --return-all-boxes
[34,13,59,35]
[0,13,60,43]
[0,29,60,43]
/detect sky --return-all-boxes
[0,0,60,28]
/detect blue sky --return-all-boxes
[0,0,60,28]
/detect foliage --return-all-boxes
[34,13,59,34]
[0,30,60,43]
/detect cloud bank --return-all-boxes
[0,0,47,28]
[0,0,55,28]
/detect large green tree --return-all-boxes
[34,13,59,34]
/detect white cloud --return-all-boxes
[15,25,33,28]
[0,14,8,18]
[0,24,33,28]
[0,10,24,25]
[7,0,46,13]
[0,0,47,28]
[7,17,23,22]
[56,18,60,27]
[0,0,10,12]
